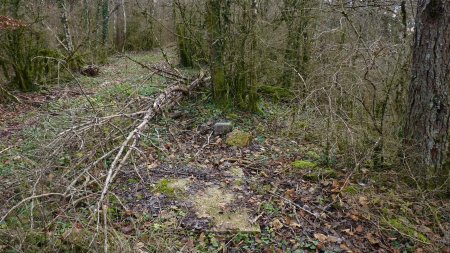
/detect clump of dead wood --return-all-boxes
[0,58,210,252]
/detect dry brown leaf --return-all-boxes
[365,233,379,245]
[314,233,328,242]
[185,239,195,249]
[342,228,354,236]
[199,233,206,245]
[340,243,353,252]
[271,218,284,230]
[125,209,134,217]
[285,217,301,228]
[355,225,364,233]
[284,189,296,199]
[350,214,359,221]
[147,162,158,169]
[358,196,369,206]
[328,236,339,243]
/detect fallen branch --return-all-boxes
[0,85,20,103]
[122,54,187,82]
[97,73,209,207]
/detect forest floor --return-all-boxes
[0,51,448,253]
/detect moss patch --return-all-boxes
[153,178,190,199]
[292,160,317,169]
[305,150,321,161]
[225,167,245,186]
[342,185,360,195]
[386,218,429,243]
[226,130,252,148]
[193,187,260,232]
[302,167,337,181]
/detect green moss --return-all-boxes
[257,85,294,101]
[227,113,240,120]
[153,179,175,197]
[292,160,317,169]
[250,182,272,195]
[386,218,429,243]
[303,167,337,181]
[127,178,139,184]
[305,151,321,161]
[226,130,252,147]
[342,185,360,195]
[152,178,190,199]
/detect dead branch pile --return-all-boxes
[1,62,209,251]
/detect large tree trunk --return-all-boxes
[404,0,450,183]
[206,0,227,106]
[114,0,126,52]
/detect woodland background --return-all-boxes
[0,0,448,252]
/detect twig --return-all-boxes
[103,204,108,253]
[194,131,213,157]
[1,193,65,223]
[271,193,320,219]
[122,54,187,81]
[0,146,12,155]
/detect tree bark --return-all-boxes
[114,0,126,52]
[101,0,109,45]
[57,0,74,54]
[404,0,450,182]
[207,0,227,106]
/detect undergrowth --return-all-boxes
[0,52,448,253]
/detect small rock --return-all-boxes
[213,121,233,136]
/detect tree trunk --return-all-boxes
[173,0,194,67]
[281,0,310,93]
[114,0,126,52]
[101,0,109,45]
[247,0,259,112]
[404,0,450,183]
[207,0,227,106]
[57,0,74,54]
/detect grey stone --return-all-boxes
[213,121,233,135]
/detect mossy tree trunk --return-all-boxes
[246,0,259,112]
[281,0,311,95]
[173,0,194,67]
[207,0,228,106]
